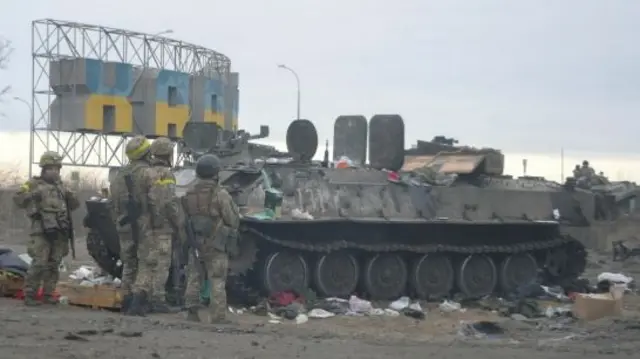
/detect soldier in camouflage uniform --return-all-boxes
[182,154,240,324]
[572,165,581,178]
[109,136,156,315]
[580,160,595,179]
[134,137,185,313]
[13,151,80,306]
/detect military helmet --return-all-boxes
[582,160,589,166]
[195,154,221,179]
[39,151,63,168]
[150,137,174,157]
[126,136,151,160]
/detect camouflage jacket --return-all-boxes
[182,179,240,251]
[13,177,80,236]
[109,160,155,231]
[148,161,185,236]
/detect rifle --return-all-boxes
[169,220,185,306]
[64,194,76,260]
[181,203,209,280]
[120,173,141,246]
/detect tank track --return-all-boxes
[242,226,587,300]
[244,227,581,256]
[85,224,587,301]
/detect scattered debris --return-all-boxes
[291,208,314,220]
[597,272,634,291]
[64,328,124,342]
[389,296,410,311]
[612,240,640,262]
[308,308,335,319]
[68,265,121,287]
[572,285,625,321]
[439,300,465,312]
[64,332,90,341]
[458,321,505,339]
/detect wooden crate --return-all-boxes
[57,282,122,309]
[0,272,24,297]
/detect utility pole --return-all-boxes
[560,147,565,182]
[277,64,301,119]
[14,96,34,178]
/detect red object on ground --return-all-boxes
[269,291,304,307]
[14,287,60,301]
[386,170,400,183]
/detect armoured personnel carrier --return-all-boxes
[84,116,588,301]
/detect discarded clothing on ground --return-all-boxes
[0,248,29,277]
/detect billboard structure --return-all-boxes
[30,19,238,174]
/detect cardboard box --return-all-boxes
[572,285,625,321]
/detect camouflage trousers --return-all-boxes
[132,232,172,302]
[184,249,228,320]
[24,233,69,297]
[119,232,138,295]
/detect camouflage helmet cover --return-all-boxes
[126,135,151,160]
[150,137,174,157]
[195,154,221,179]
[39,151,63,167]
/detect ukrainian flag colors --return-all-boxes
[48,58,239,138]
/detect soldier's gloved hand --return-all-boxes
[64,187,76,198]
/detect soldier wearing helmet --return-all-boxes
[109,135,156,316]
[580,160,596,181]
[181,154,240,323]
[132,137,185,313]
[13,151,80,306]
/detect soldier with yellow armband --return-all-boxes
[13,151,80,306]
[110,135,155,316]
[131,137,185,313]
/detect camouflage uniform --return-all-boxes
[182,154,240,323]
[13,151,80,306]
[572,165,581,178]
[580,160,595,178]
[134,137,185,312]
[109,136,156,315]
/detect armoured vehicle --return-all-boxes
[84,116,589,301]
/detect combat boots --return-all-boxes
[208,312,232,325]
[23,294,41,307]
[121,293,133,313]
[42,295,58,305]
[186,307,201,322]
[125,291,148,317]
[150,300,181,314]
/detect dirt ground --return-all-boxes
[2,235,640,358]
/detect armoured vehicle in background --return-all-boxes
[84,116,589,301]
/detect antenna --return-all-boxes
[560,147,565,182]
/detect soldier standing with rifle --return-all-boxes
[135,137,186,313]
[109,136,155,315]
[182,154,240,324]
[13,151,80,306]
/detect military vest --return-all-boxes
[183,182,231,251]
[33,178,70,233]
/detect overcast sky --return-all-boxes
[1,0,639,157]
